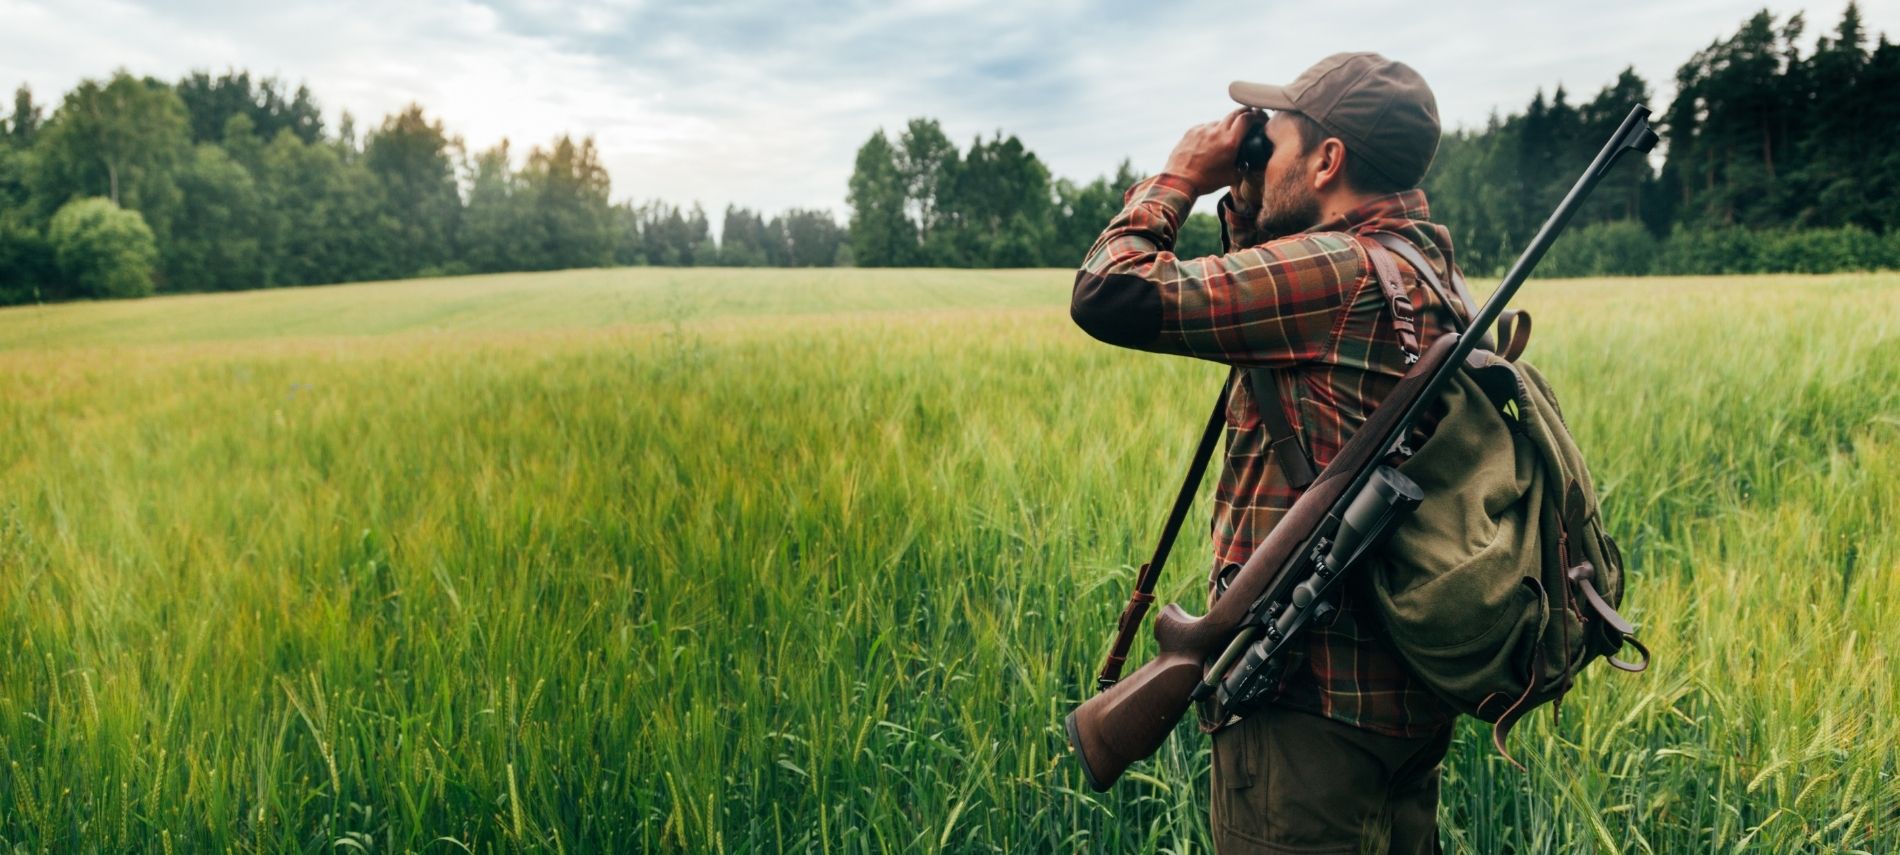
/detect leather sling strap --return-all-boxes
[1247,368,1316,489]
[1368,232,1470,332]
[1095,369,1234,689]
[1352,236,1421,364]
[1368,231,1533,358]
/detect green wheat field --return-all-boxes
[0,267,1894,852]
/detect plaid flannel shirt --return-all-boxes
[1071,174,1461,738]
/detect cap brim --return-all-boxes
[1229,81,1297,110]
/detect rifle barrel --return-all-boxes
[1367,105,1656,486]
[1467,105,1659,344]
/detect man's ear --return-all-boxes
[1311,138,1348,192]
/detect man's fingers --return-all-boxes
[1165,111,1251,195]
[1221,109,1253,143]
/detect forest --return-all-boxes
[0,4,1893,304]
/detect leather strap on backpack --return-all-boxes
[1366,231,1540,360]
[1368,232,1470,333]
[1496,310,1532,362]
[1367,231,1535,354]
[1352,235,1421,363]
[1095,370,1234,689]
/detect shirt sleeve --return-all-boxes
[1070,174,1369,368]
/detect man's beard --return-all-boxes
[1253,169,1321,239]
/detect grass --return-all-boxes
[0,266,1894,851]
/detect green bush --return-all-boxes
[0,218,58,304]
[1752,225,1895,273]
[1175,212,1223,259]
[1541,220,1659,277]
[1656,226,1758,275]
[47,197,159,299]
[415,260,473,279]
[1655,225,1900,275]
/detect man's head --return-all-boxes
[1231,53,1440,235]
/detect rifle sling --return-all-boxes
[1095,371,1232,689]
[1248,368,1316,489]
[1368,232,1469,332]
[1367,231,1513,354]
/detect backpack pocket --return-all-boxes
[1364,366,1557,716]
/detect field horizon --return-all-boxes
[0,266,1894,851]
[6,265,1888,349]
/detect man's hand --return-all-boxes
[1162,109,1251,197]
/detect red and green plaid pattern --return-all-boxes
[1073,174,1465,737]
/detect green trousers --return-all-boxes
[1210,705,1454,854]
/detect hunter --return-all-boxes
[1070,53,1462,853]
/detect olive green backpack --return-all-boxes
[1358,236,1651,763]
[1175,233,1649,762]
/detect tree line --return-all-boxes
[848,4,1900,277]
[0,71,847,304]
[1,4,1896,304]
[846,119,1223,269]
[1426,3,1900,276]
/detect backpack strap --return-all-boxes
[1566,560,1649,672]
[1366,232,1522,358]
[1478,576,1552,772]
[1247,368,1316,489]
[1368,232,1470,333]
[1350,235,1420,364]
[1496,309,1533,362]
[1249,234,1426,485]
[1567,562,1634,636]
[1448,262,1481,320]
[1487,655,1540,772]
[1250,235,1449,488]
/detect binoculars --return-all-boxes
[1235,113,1271,173]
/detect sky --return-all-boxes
[3,0,1894,223]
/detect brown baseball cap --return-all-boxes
[1230,52,1441,188]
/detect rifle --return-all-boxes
[1065,105,1659,792]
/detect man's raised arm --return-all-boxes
[1068,173,1364,368]
[1069,110,1367,367]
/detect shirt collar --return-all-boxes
[1307,189,1432,234]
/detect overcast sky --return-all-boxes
[3,0,1893,221]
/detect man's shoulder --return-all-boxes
[1238,230,1365,271]
[1223,232,1373,301]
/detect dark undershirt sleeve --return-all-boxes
[1070,270,1162,347]
[1069,174,1197,349]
